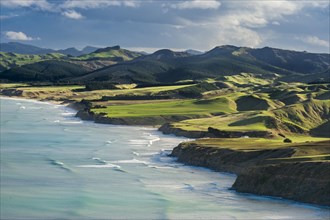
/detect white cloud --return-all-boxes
[214,1,329,30]
[5,31,39,41]
[298,36,329,48]
[170,0,221,10]
[60,0,140,9]
[1,0,54,11]
[169,0,329,49]
[0,14,18,20]
[62,10,84,20]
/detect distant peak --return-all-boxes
[204,45,240,56]
[215,45,239,50]
[154,49,174,54]
[94,45,121,53]
[110,45,120,50]
[64,47,78,50]
[185,49,203,55]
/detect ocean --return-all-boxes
[1,97,329,219]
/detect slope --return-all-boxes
[0,52,67,71]
[0,60,91,82]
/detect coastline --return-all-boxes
[1,94,329,207]
[0,95,65,106]
[171,141,330,207]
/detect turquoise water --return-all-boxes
[1,97,329,220]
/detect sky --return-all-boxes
[0,0,329,53]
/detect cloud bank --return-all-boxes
[5,31,39,41]
[1,0,329,52]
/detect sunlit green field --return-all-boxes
[92,97,235,117]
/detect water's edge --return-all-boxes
[172,142,330,207]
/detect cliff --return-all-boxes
[171,141,330,206]
[232,162,330,206]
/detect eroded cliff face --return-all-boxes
[171,143,296,174]
[171,142,330,206]
[232,162,330,206]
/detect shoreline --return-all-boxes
[1,94,329,207]
[0,95,65,106]
[171,141,330,207]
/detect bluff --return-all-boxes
[171,141,330,206]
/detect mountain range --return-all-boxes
[0,42,100,56]
[0,43,329,85]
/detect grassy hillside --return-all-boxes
[161,82,330,137]
[73,46,141,61]
[0,52,67,71]
[0,60,90,82]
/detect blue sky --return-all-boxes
[1,0,329,53]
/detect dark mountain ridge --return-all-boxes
[0,42,100,56]
[73,45,328,84]
[1,45,329,84]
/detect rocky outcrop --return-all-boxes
[75,109,96,121]
[158,124,275,139]
[0,88,23,96]
[207,127,275,138]
[159,123,208,138]
[171,142,330,206]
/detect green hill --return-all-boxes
[0,60,90,82]
[73,46,141,61]
[0,52,67,72]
